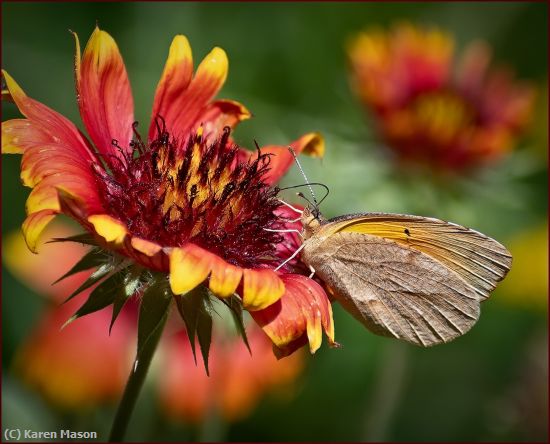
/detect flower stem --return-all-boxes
[108,312,167,442]
[362,341,409,441]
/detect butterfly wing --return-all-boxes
[320,213,512,301]
[301,214,511,346]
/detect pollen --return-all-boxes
[94,123,284,269]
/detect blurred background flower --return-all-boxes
[2,2,547,442]
[348,23,535,172]
[3,221,134,411]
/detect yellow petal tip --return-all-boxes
[88,214,127,245]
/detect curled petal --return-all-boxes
[77,27,134,163]
[198,99,251,140]
[88,214,127,245]
[251,274,335,357]
[169,244,214,295]
[240,132,325,185]
[26,175,101,216]
[22,209,58,253]
[150,44,228,140]
[242,269,284,311]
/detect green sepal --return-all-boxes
[47,233,98,247]
[53,247,106,284]
[110,266,145,334]
[175,286,213,375]
[62,259,122,304]
[137,278,172,361]
[61,266,130,329]
[221,294,251,354]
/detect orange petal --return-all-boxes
[2,71,103,218]
[149,35,194,140]
[241,132,325,185]
[209,257,243,298]
[20,145,96,188]
[77,26,134,164]
[2,70,96,164]
[21,209,58,253]
[197,99,251,140]
[26,182,60,214]
[251,274,335,357]
[242,269,284,311]
[1,119,46,154]
[88,214,127,245]
[130,237,162,257]
[169,244,213,295]
[150,44,228,140]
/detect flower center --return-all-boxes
[94,123,284,268]
[411,91,474,144]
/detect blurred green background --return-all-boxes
[2,2,547,442]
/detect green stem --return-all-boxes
[108,313,167,442]
[362,341,409,441]
[196,406,227,442]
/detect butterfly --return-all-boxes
[279,149,512,347]
[299,206,511,346]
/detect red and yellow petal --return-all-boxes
[20,146,95,188]
[242,269,284,311]
[1,119,47,154]
[150,43,229,141]
[169,244,215,295]
[130,237,163,257]
[198,99,251,140]
[2,71,97,164]
[2,71,105,250]
[240,132,325,185]
[149,35,194,141]
[251,274,335,357]
[21,210,58,253]
[77,26,134,163]
[209,257,243,298]
[88,214,128,245]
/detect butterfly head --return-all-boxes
[301,205,325,239]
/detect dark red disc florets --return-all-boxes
[94,123,284,268]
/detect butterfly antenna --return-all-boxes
[297,191,315,208]
[287,147,319,210]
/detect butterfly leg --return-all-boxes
[263,228,304,239]
[308,264,316,279]
[277,199,303,215]
[273,243,306,271]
